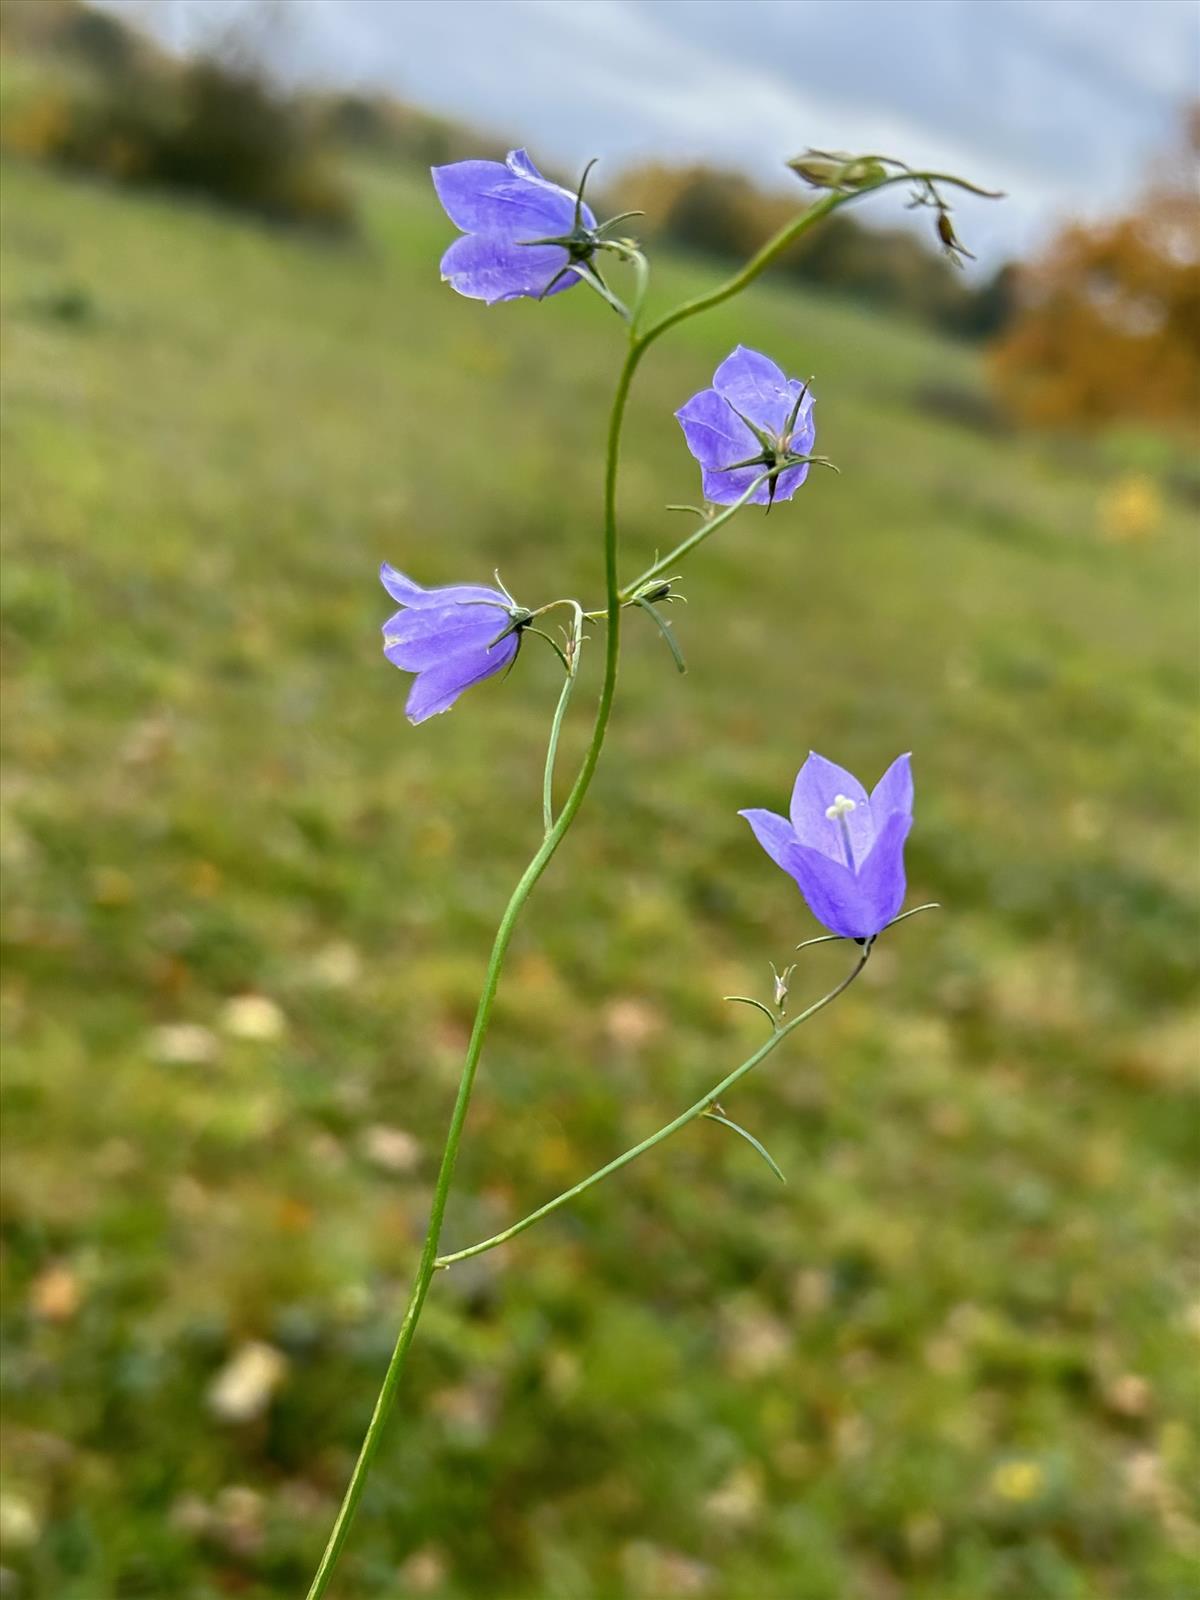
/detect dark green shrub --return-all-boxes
[1,4,353,233]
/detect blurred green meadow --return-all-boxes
[1,148,1198,1600]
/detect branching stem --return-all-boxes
[304,165,977,1600]
[435,947,870,1270]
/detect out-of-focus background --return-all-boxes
[1,1,1198,1596]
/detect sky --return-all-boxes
[100,0,1199,266]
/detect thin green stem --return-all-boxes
[435,947,870,1270]
[620,472,770,599]
[606,172,986,605]
[305,338,642,1600]
[635,191,841,352]
[542,603,584,833]
[635,170,996,356]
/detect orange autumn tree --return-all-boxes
[990,107,1200,430]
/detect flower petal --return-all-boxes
[784,842,877,938]
[741,806,871,935]
[439,232,577,304]
[853,810,912,932]
[712,346,793,435]
[789,752,875,862]
[870,753,914,821]
[738,808,800,874]
[379,564,427,607]
[504,149,597,227]
[380,565,507,611]
[431,156,577,239]
[676,386,757,475]
[700,464,776,507]
[382,601,510,672]
[403,634,520,724]
[504,148,544,182]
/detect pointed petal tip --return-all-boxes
[871,751,916,820]
[505,147,541,179]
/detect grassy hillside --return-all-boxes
[1,153,1197,1600]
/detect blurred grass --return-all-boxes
[1,152,1198,1600]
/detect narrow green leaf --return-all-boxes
[704,1110,787,1184]
[634,595,686,673]
[723,994,778,1029]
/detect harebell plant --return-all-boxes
[307,146,1000,1597]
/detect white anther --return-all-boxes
[824,794,857,820]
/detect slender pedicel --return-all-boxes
[434,947,871,1271]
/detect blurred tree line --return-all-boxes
[3,2,1196,429]
[0,0,1012,336]
[0,0,352,230]
[0,0,495,232]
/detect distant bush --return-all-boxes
[318,92,491,169]
[912,380,1012,436]
[0,0,139,73]
[0,1,352,231]
[990,107,1200,431]
[156,59,352,229]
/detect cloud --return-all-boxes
[99,0,1197,264]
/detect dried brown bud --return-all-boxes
[935,207,975,263]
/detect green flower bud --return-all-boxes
[633,578,674,604]
[787,151,888,192]
[788,154,848,189]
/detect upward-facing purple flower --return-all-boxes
[740,753,913,939]
[380,565,526,725]
[432,149,597,305]
[676,346,817,506]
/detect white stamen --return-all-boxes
[824,794,857,869]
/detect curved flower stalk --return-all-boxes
[787,147,1003,266]
[306,150,999,1599]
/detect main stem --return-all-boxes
[304,344,641,1600]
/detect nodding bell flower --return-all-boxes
[380,565,529,725]
[432,149,637,306]
[740,753,914,940]
[676,346,817,508]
